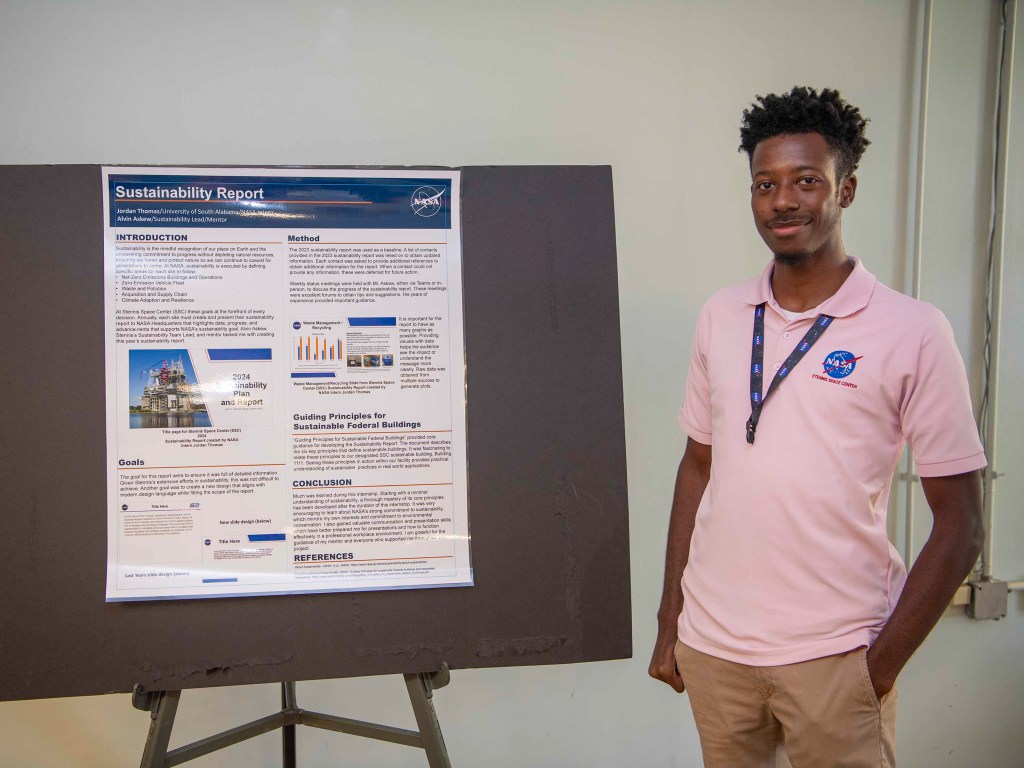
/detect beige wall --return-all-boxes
[0,1,1020,765]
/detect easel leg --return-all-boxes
[282,682,297,768]
[139,689,181,768]
[404,673,452,768]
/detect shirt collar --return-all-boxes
[744,256,876,318]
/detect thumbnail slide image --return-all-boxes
[128,349,212,429]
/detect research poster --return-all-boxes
[102,167,471,601]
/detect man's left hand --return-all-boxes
[865,647,894,701]
[863,471,982,705]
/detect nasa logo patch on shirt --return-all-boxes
[822,350,862,379]
[811,350,862,389]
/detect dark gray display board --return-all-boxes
[0,165,630,702]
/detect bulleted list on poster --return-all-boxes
[102,166,471,601]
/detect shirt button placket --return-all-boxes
[770,320,788,376]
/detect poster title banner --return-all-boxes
[108,174,453,229]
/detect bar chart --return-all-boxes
[295,335,343,362]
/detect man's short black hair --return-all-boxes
[739,86,870,180]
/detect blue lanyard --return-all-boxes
[746,303,834,444]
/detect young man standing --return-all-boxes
[649,87,986,767]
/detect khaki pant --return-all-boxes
[675,641,897,768]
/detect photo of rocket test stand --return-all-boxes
[129,351,211,429]
[138,357,205,413]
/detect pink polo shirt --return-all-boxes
[677,258,986,665]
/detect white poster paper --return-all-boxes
[102,167,471,600]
